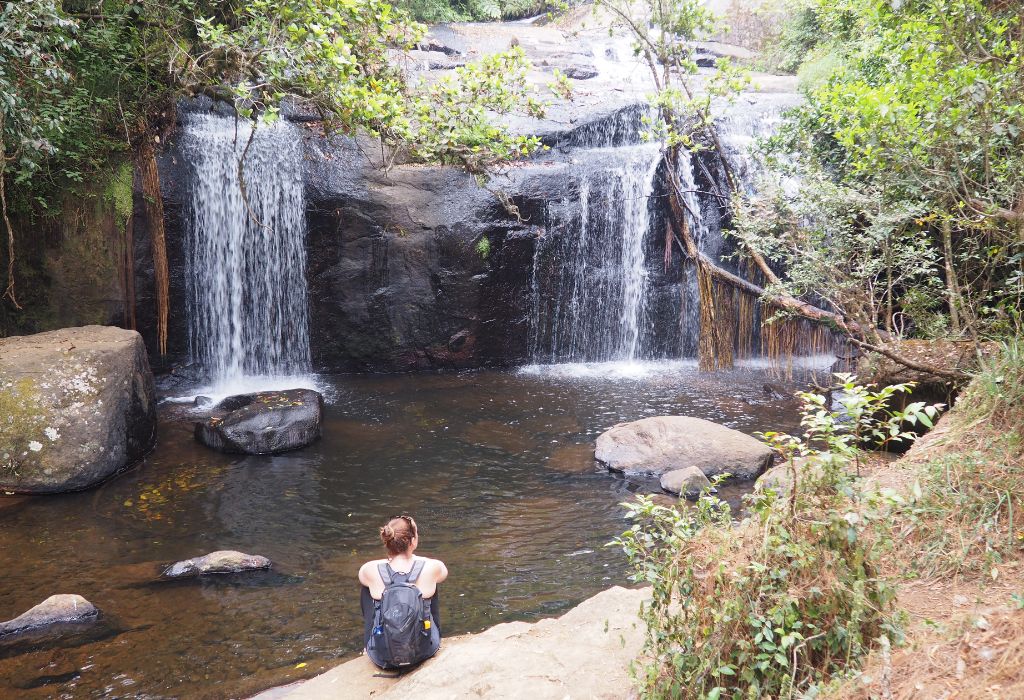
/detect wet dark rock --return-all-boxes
[161,550,272,579]
[563,65,599,80]
[0,326,157,494]
[0,595,99,637]
[194,389,323,454]
[763,383,790,400]
[448,329,472,352]
[693,52,718,68]
[193,395,213,408]
[660,466,713,499]
[596,416,773,480]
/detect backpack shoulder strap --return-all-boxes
[407,559,426,584]
[377,562,393,586]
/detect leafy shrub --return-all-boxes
[613,376,941,699]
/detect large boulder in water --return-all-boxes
[0,326,157,494]
[161,550,272,579]
[194,389,323,454]
[596,416,773,480]
[0,594,98,636]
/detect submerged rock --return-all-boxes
[659,466,713,499]
[0,595,98,636]
[194,389,323,454]
[0,326,157,494]
[161,550,272,579]
[595,416,773,480]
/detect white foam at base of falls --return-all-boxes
[518,354,837,380]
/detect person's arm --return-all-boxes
[358,561,375,588]
[433,559,448,584]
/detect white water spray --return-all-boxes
[182,114,311,391]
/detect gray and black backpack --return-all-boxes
[366,560,440,669]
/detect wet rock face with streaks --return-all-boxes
[136,22,800,373]
[194,389,324,454]
[0,326,156,494]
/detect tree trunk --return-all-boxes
[136,134,169,356]
[940,218,963,336]
[0,110,21,309]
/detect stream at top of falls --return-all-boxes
[0,360,834,699]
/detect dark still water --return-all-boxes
[0,359,829,698]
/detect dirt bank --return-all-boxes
[253,585,648,700]
[832,355,1024,699]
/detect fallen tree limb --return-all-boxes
[660,147,965,382]
[847,337,969,382]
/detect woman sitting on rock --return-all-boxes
[358,514,448,669]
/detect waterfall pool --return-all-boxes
[0,361,832,698]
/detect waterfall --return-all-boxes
[527,94,830,367]
[530,144,662,363]
[182,114,311,386]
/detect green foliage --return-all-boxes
[888,340,1024,578]
[192,0,422,130]
[547,69,574,101]
[613,376,943,698]
[597,0,750,151]
[475,236,491,259]
[104,163,134,226]
[2,0,549,209]
[741,0,1024,342]
[794,47,841,92]
[394,0,557,22]
[407,47,546,172]
[732,176,941,340]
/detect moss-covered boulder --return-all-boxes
[0,325,156,494]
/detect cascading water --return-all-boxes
[182,114,311,389]
[528,94,833,369]
[529,144,662,363]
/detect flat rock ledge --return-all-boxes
[251,585,648,700]
[195,389,324,455]
[162,550,272,579]
[596,415,774,480]
[0,594,98,637]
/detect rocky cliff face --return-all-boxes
[131,21,797,375]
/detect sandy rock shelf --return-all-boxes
[253,585,648,700]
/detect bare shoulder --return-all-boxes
[358,559,388,583]
[420,556,448,581]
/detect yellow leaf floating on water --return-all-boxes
[295,662,307,669]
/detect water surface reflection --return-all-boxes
[0,363,826,698]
